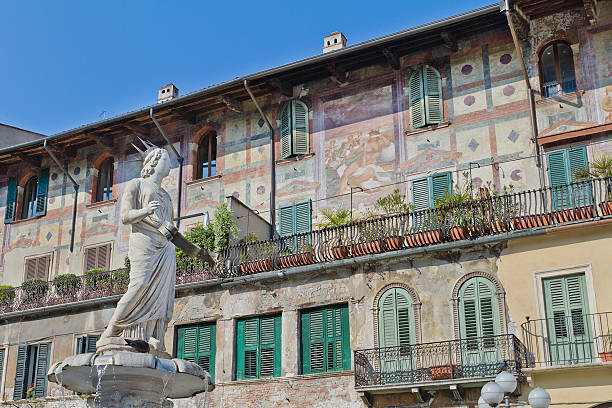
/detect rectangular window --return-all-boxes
[279,200,312,252]
[76,334,100,354]
[547,146,590,209]
[411,172,452,210]
[24,254,51,281]
[84,243,111,273]
[236,315,281,380]
[13,343,51,400]
[0,348,5,393]
[176,323,216,380]
[300,304,350,374]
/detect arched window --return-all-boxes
[22,176,38,220]
[197,131,217,179]
[458,277,502,375]
[378,287,416,348]
[409,65,443,129]
[280,100,309,159]
[539,42,577,97]
[96,158,114,202]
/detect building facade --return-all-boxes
[0,0,612,406]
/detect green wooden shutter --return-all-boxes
[412,178,430,212]
[294,200,311,234]
[424,66,443,124]
[280,103,292,159]
[76,337,85,354]
[33,342,50,398]
[5,177,17,223]
[236,315,281,380]
[430,172,452,207]
[279,204,294,237]
[409,68,426,129]
[378,288,415,349]
[0,348,4,394]
[292,100,309,155]
[459,277,500,340]
[301,305,349,374]
[178,324,216,380]
[34,168,49,217]
[568,147,591,207]
[14,345,27,400]
[86,335,100,353]
[548,151,569,210]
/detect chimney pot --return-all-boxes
[323,32,347,53]
[158,84,179,103]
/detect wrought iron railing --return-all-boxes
[2,177,611,315]
[219,177,612,277]
[521,311,612,368]
[353,334,525,387]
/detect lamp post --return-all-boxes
[478,371,551,407]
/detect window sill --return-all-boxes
[404,121,450,136]
[86,199,117,209]
[276,153,315,165]
[535,90,585,105]
[6,215,44,225]
[186,174,222,186]
[219,370,353,386]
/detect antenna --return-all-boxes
[99,110,107,120]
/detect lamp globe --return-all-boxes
[481,381,504,406]
[495,371,517,394]
[478,396,493,408]
[528,387,551,408]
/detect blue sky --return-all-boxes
[1,1,492,135]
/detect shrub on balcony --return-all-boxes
[21,278,48,303]
[85,269,109,291]
[0,285,15,307]
[53,273,81,297]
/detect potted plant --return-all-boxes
[366,189,412,251]
[85,269,109,292]
[53,273,81,298]
[599,330,612,362]
[429,364,453,380]
[316,209,353,260]
[434,177,474,241]
[574,154,612,216]
[21,278,48,304]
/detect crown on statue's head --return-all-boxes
[131,137,159,160]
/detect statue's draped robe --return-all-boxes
[105,178,175,346]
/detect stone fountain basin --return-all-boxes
[48,351,213,399]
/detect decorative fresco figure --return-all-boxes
[98,140,213,355]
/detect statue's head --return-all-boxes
[141,148,171,179]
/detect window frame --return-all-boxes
[300,304,350,375]
[13,342,51,400]
[538,41,577,98]
[176,322,216,380]
[408,65,444,129]
[95,157,114,202]
[279,100,310,159]
[235,314,282,380]
[411,171,452,210]
[196,131,217,180]
[21,176,38,220]
[23,253,52,282]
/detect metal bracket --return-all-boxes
[450,384,464,401]
[411,387,433,404]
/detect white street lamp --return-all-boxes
[495,371,517,394]
[481,381,504,406]
[478,396,493,408]
[528,387,551,408]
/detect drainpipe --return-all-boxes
[503,0,545,191]
[150,108,184,228]
[244,79,276,238]
[43,139,79,253]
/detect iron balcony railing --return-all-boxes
[521,311,612,368]
[220,177,612,277]
[2,177,612,315]
[0,263,216,315]
[353,334,525,387]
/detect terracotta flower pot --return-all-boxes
[279,255,293,268]
[552,208,575,224]
[332,245,350,259]
[298,252,315,265]
[429,364,453,380]
[573,205,593,220]
[599,351,612,362]
[385,236,404,250]
[600,201,612,216]
[405,233,420,247]
[513,215,532,230]
[352,240,385,256]
[449,226,469,241]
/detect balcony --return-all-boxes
[2,178,612,316]
[353,334,525,391]
[521,311,612,368]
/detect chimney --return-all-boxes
[323,32,347,53]
[158,84,179,103]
